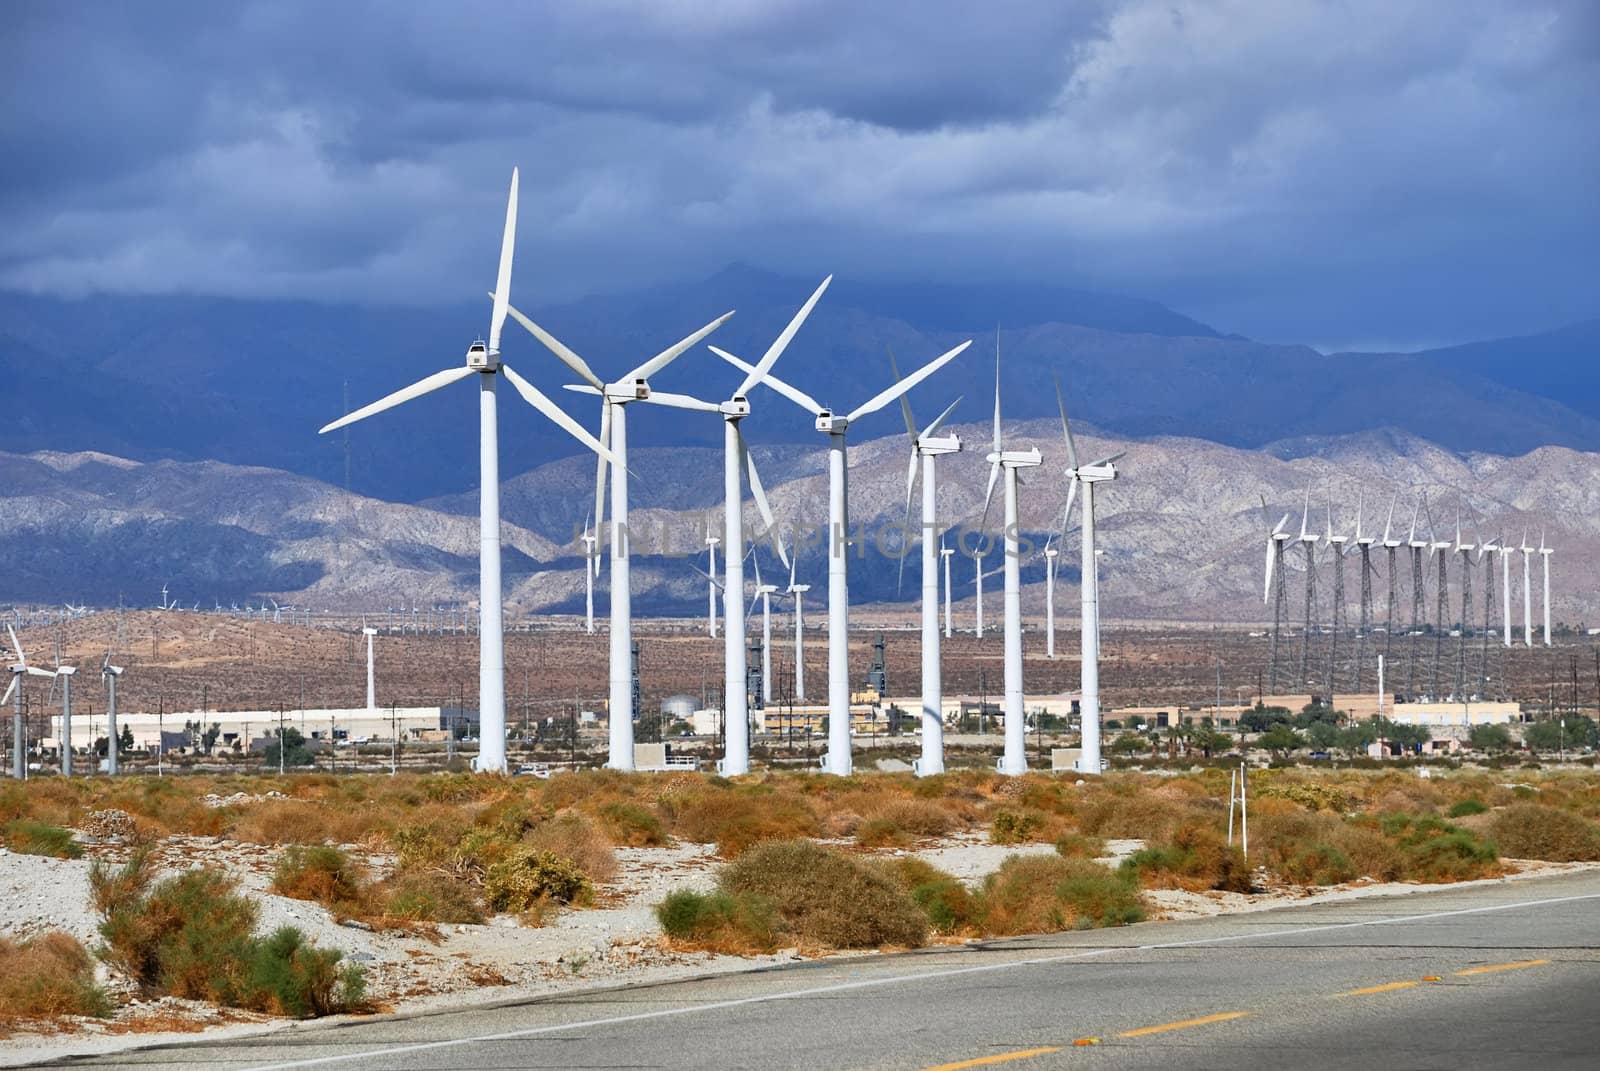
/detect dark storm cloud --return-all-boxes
[0,0,1594,347]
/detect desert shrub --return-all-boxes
[0,932,111,1020]
[244,927,365,1018]
[2,819,81,859]
[1054,832,1107,859]
[655,889,778,953]
[989,808,1062,845]
[1380,814,1500,882]
[92,860,363,1017]
[1120,824,1252,893]
[718,840,928,949]
[1076,789,1192,839]
[1273,842,1357,885]
[1448,798,1489,818]
[272,846,368,913]
[228,800,340,845]
[1328,821,1404,882]
[524,812,617,882]
[979,855,1144,934]
[1256,780,1352,813]
[664,790,820,857]
[597,802,670,847]
[483,847,592,913]
[1487,804,1600,862]
[379,873,485,925]
[856,800,959,848]
[873,857,980,935]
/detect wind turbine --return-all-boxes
[1353,494,1377,693]
[752,553,779,709]
[101,651,124,776]
[1453,509,1475,698]
[581,519,597,635]
[45,649,77,777]
[889,354,962,777]
[504,296,736,774]
[1499,535,1514,649]
[1427,500,1451,699]
[715,336,972,776]
[1044,537,1059,660]
[1539,532,1553,647]
[1055,376,1123,775]
[1296,489,1321,692]
[786,554,810,702]
[1262,503,1292,693]
[1405,500,1428,699]
[1478,533,1500,695]
[6,625,53,779]
[979,346,1042,776]
[704,528,720,639]
[1324,503,1349,704]
[319,168,618,775]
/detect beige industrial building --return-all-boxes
[46,707,472,752]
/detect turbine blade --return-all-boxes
[845,340,971,423]
[922,396,961,439]
[1088,451,1126,468]
[1300,487,1311,540]
[897,448,917,597]
[1061,478,1078,535]
[628,311,735,382]
[737,275,831,397]
[710,347,824,414]
[739,427,789,570]
[488,167,518,353]
[594,401,611,567]
[1272,512,1289,536]
[979,461,1000,535]
[1264,534,1275,603]
[643,390,720,413]
[501,364,621,467]
[6,624,23,670]
[887,347,917,440]
[500,301,606,389]
[1053,375,1079,470]
[319,366,475,434]
[1,675,13,706]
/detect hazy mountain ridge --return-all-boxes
[3,425,1595,626]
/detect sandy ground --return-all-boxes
[3,819,1598,1067]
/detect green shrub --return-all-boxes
[1447,798,1488,818]
[1054,833,1107,859]
[1488,804,1600,862]
[598,802,670,847]
[872,857,979,935]
[719,840,928,949]
[1381,815,1500,882]
[245,927,365,1018]
[1119,824,1252,893]
[979,855,1144,934]
[990,808,1050,845]
[272,846,367,912]
[655,889,778,953]
[483,847,591,913]
[3,819,81,859]
[1274,842,1357,885]
[1056,860,1147,928]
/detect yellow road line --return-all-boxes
[920,1047,1063,1071]
[1455,958,1550,976]
[1117,1011,1250,1037]
[1337,980,1420,997]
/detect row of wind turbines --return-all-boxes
[318,168,1122,778]
[1264,491,1556,701]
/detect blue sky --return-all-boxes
[1,0,1595,350]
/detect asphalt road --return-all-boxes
[39,870,1600,1071]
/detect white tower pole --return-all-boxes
[1000,466,1027,775]
[364,627,377,712]
[918,451,943,776]
[60,673,73,778]
[1541,548,1552,647]
[1501,547,1512,648]
[11,670,23,780]
[942,547,953,638]
[105,672,119,776]
[476,373,507,774]
[607,402,634,770]
[975,556,985,638]
[707,537,719,638]
[583,532,596,635]
[825,430,852,776]
[762,591,773,707]
[1045,547,1058,658]
[1079,480,1102,774]
[1522,544,1533,648]
[792,590,805,702]
[721,418,749,775]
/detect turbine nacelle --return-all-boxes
[988,447,1043,468]
[917,432,961,455]
[605,378,650,402]
[465,340,498,371]
[719,397,751,418]
[815,410,849,433]
[1069,461,1119,483]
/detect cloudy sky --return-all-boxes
[2,0,1594,349]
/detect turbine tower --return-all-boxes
[715,338,971,776]
[582,521,597,635]
[1453,511,1474,698]
[752,554,779,710]
[101,652,124,776]
[972,548,988,637]
[506,294,736,773]
[1478,534,1499,697]
[321,168,617,774]
[889,350,962,777]
[1296,489,1321,692]
[363,627,378,712]
[1427,501,1451,699]
[1056,377,1123,774]
[704,530,719,639]
[940,539,954,639]
[786,554,809,702]
[1044,538,1059,659]
[1353,494,1376,693]
[1520,530,1534,647]
[1539,532,1553,647]
[1500,536,1514,649]
[1262,502,1291,692]
[1324,503,1349,704]
[1405,500,1428,699]
[6,625,53,780]
[980,347,1043,776]
[1380,495,1401,675]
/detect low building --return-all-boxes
[46,706,476,751]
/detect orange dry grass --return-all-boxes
[524,812,618,882]
[0,932,110,1021]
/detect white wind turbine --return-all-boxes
[1539,532,1552,647]
[1520,530,1534,647]
[320,168,618,775]
[581,518,597,635]
[1499,534,1514,648]
[558,277,826,774]
[44,648,77,777]
[941,538,954,638]
[979,347,1042,776]
[786,553,810,702]
[101,650,124,776]
[704,528,720,639]
[1055,377,1124,775]
[752,553,779,709]
[502,298,735,774]
[889,349,962,777]
[714,336,972,776]
[6,625,54,779]
[1044,536,1060,659]
[972,548,988,637]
